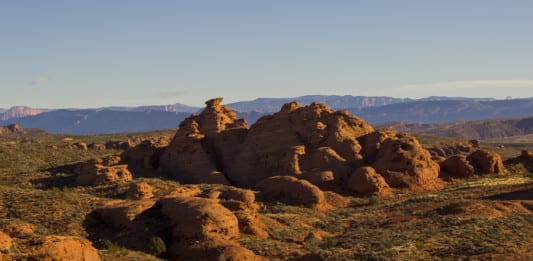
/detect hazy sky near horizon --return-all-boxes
[1,1,532,108]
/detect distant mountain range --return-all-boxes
[1,95,531,135]
[351,98,533,124]
[100,103,200,113]
[378,116,533,140]
[225,95,495,113]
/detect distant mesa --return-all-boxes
[0,106,47,121]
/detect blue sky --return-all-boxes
[1,1,532,108]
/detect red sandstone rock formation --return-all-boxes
[467,150,505,174]
[159,98,247,185]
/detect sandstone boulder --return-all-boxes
[94,200,156,229]
[212,187,268,238]
[88,143,106,150]
[371,133,441,190]
[440,155,475,178]
[75,164,132,186]
[159,196,264,260]
[467,150,505,174]
[301,170,335,189]
[256,176,326,209]
[218,187,257,208]
[347,166,392,197]
[72,142,88,150]
[30,236,101,261]
[126,182,155,200]
[121,137,169,169]
[160,196,239,241]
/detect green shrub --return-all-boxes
[148,236,167,256]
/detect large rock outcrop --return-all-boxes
[157,98,448,194]
[227,102,374,187]
[256,176,327,209]
[159,98,248,185]
[75,162,132,186]
[440,155,475,178]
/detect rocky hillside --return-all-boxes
[381,116,533,140]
